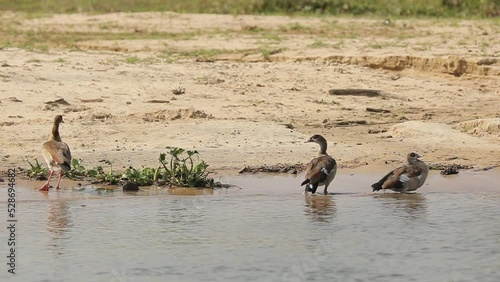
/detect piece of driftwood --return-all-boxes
[146,100,170,104]
[366,107,390,113]
[329,89,382,97]
[335,120,367,126]
[239,163,306,174]
[80,98,104,103]
[45,98,70,106]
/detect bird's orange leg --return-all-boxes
[55,171,64,190]
[38,170,54,192]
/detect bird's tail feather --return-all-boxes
[371,182,383,192]
[61,161,71,172]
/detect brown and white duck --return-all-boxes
[372,152,428,193]
[301,134,337,194]
[39,115,72,192]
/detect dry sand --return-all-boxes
[0,12,499,176]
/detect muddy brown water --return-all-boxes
[1,171,499,282]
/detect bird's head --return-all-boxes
[408,152,422,162]
[54,115,64,124]
[305,134,325,144]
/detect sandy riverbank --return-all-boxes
[0,12,499,175]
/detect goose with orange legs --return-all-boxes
[39,115,72,192]
[301,134,337,195]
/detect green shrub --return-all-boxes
[23,147,220,188]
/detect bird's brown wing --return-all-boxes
[43,141,72,165]
[305,156,337,185]
[381,166,407,189]
[381,164,422,189]
[404,165,422,178]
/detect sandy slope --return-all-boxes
[0,12,499,175]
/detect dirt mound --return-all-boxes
[268,54,500,77]
[452,118,500,136]
[142,108,213,122]
[389,121,493,148]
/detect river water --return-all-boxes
[0,171,499,282]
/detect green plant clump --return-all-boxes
[23,157,48,180]
[23,147,220,188]
[158,148,216,188]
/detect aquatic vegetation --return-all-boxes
[23,157,48,180]
[23,147,220,188]
[158,148,217,188]
[122,166,157,186]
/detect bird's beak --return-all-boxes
[305,138,312,143]
[416,154,423,159]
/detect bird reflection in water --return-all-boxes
[43,193,72,256]
[373,193,427,219]
[304,195,336,223]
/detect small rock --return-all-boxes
[441,166,459,175]
[477,58,497,66]
[9,97,22,102]
[122,181,139,192]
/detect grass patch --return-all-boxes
[0,0,497,17]
[23,147,222,188]
[279,22,313,33]
[368,42,384,49]
[124,56,141,64]
[308,40,328,48]
[0,28,205,51]
[26,58,41,63]
[160,47,246,61]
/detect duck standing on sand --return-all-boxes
[301,134,337,195]
[372,152,428,193]
[39,115,72,192]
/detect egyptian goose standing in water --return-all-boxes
[39,115,72,192]
[301,134,337,194]
[372,152,428,193]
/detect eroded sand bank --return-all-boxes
[0,12,499,175]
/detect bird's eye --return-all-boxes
[410,152,416,157]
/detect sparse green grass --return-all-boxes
[279,22,312,33]
[308,40,328,48]
[159,47,245,61]
[124,55,162,64]
[26,58,41,63]
[124,56,141,64]
[260,33,282,42]
[369,42,384,49]
[98,21,120,30]
[251,46,283,61]
[331,41,344,49]
[0,28,206,52]
[0,0,496,18]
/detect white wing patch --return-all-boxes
[321,167,330,175]
[399,174,411,182]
